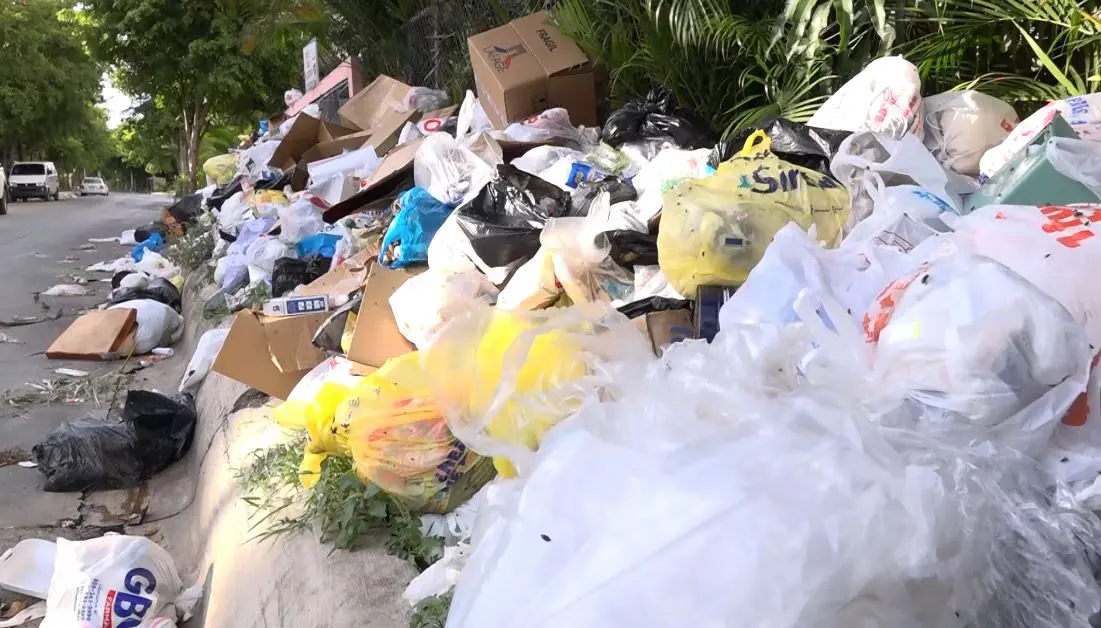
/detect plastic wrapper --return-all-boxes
[340,352,495,513]
[105,277,182,312]
[601,87,714,149]
[980,93,1101,180]
[658,131,851,295]
[390,269,498,349]
[179,328,230,394]
[922,90,1018,175]
[42,535,200,628]
[497,108,598,148]
[446,282,1100,628]
[421,303,651,478]
[511,146,587,188]
[33,391,197,492]
[454,164,579,269]
[414,132,495,206]
[278,195,328,245]
[271,255,331,297]
[708,117,851,177]
[307,145,381,184]
[494,247,561,311]
[108,299,184,354]
[543,217,635,306]
[203,153,238,186]
[379,187,455,268]
[808,55,924,139]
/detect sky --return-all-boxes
[100,74,135,129]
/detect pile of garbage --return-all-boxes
[73,11,1101,624]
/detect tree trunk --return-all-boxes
[181,101,212,193]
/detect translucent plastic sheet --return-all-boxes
[447,288,1101,628]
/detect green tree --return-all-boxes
[86,0,305,190]
[0,0,110,173]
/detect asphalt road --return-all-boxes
[0,193,184,616]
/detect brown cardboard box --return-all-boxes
[267,114,358,171]
[323,137,425,222]
[634,309,693,357]
[346,264,426,368]
[468,11,597,128]
[297,249,374,298]
[212,310,330,399]
[339,75,411,132]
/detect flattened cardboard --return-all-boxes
[297,249,375,298]
[211,310,329,399]
[469,11,596,128]
[347,265,426,368]
[322,138,424,222]
[47,309,137,360]
[634,309,693,357]
[338,75,411,132]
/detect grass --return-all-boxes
[203,281,270,321]
[411,591,453,628]
[162,219,217,274]
[236,437,445,568]
[1,371,125,411]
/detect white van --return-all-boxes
[8,162,60,202]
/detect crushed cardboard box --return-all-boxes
[468,11,597,128]
[268,114,357,173]
[47,309,137,361]
[346,264,426,369]
[323,137,424,222]
[212,309,330,399]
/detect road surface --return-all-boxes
[0,193,185,619]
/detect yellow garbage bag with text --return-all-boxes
[202,153,238,186]
[657,131,851,295]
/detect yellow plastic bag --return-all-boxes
[342,352,491,513]
[657,131,851,295]
[270,357,360,488]
[202,153,238,186]
[421,303,651,478]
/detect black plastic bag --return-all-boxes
[312,293,360,353]
[34,391,197,493]
[455,164,578,268]
[271,255,333,298]
[602,87,714,149]
[572,177,637,216]
[207,176,243,210]
[111,270,135,290]
[605,230,658,268]
[133,222,164,244]
[167,193,204,226]
[708,117,852,177]
[254,171,291,191]
[105,277,182,312]
[617,297,692,319]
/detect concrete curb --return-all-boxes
[151,274,415,627]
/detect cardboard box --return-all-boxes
[323,138,424,222]
[267,114,358,172]
[297,249,374,298]
[339,75,411,132]
[468,11,597,128]
[212,310,330,399]
[346,264,426,368]
[634,309,693,357]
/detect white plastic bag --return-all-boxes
[632,147,711,223]
[831,131,973,227]
[42,535,199,628]
[414,133,495,206]
[215,191,250,230]
[178,328,230,393]
[495,108,598,148]
[42,284,88,297]
[87,258,137,274]
[108,300,184,355]
[389,269,499,349]
[402,544,469,607]
[244,237,294,284]
[922,90,1018,175]
[135,251,180,280]
[455,90,492,141]
[306,145,380,183]
[1046,136,1101,199]
[307,172,360,206]
[278,196,327,245]
[808,55,924,139]
[284,88,304,106]
[511,146,588,189]
[404,86,450,112]
[980,93,1101,180]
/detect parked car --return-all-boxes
[0,164,7,215]
[8,162,60,202]
[79,177,109,196]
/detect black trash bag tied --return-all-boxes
[617,297,692,320]
[33,390,197,492]
[207,176,243,210]
[602,87,715,149]
[312,293,361,353]
[605,230,658,268]
[105,277,183,312]
[455,164,581,269]
[271,255,333,298]
[708,117,852,178]
[571,176,637,216]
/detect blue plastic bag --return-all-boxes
[131,232,164,262]
[296,233,342,258]
[379,187,454,268]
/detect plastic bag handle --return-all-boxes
[737,130,772,157]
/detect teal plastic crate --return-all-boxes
[965,115,1100,213]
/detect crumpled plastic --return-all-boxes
[708,116,851,178]
[602,87,714,149]
[414,133,495,206]
[379,187,455,269]
[808,55,924,140]
[203,153,238,186]
[496,108,599,148]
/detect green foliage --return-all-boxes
[411,591,453,628]
[0,1,112,170]
[163,223,217,274]
[238,440,444,568]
